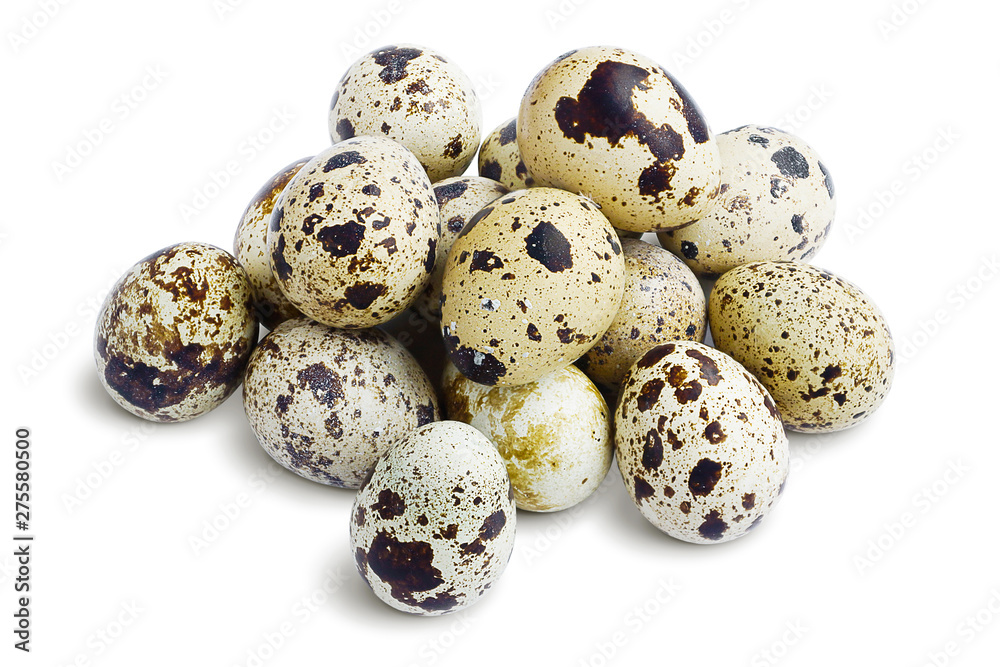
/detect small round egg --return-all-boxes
[329,44,481,182]
[518,46,721,233]
[578,238,706,389]
[658,125,836,277]
[268,136,439,328]
[615,341,788,543]
[440,187,626,387]
[351,421,516,616]
[478,117,535,190]
[443,361,612,512]
[233,157,310,329]
[95,242,258,422]
[414,176,509,321]
[709,261,895,432]
[243,318,438,488]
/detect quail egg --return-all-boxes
[478,117,535,190]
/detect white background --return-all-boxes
[3,0,999,665]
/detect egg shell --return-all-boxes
[709,261,895,432]
[518,46,721,233]
[95,242,258,423]
[268,136,439,328]
[414,176,509,321]
[579,238,706,389]
[234,157,310,329]
[351,421,516,616]
[440,187,626,387]
[443,361,612,512]
[615,341,789,544]
[329,44,481,182]
[658,125,836,277]
[242,318,438,488]
[478,117,535,190]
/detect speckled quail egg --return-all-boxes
[709,261,894,432]
[268,136,439,328]
[351,420,516,615]
[243,318,438,488]
[518,46,721,233]
[95,242,258,423]
[478,117,535,190]
[658,125,836,277]
[440,187,626,387]
[414,176,509,321]
[234,157,310,329]
[329,44,481,182]
[578,238,706,389]
[616,341,788,543]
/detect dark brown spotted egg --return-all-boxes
[329,44,481,182]
[440,187,626,387]
[242,318,438,488]
[615,341,788,544]
[414,176,508,321]
[233,157,310,330]
[95,242,258,423]
[268,136,439,328]
[658,125,836,277]
[351,421,516,616]
[518,46,721,233]
[578,238,706,389]
[478,117,535,190]
[709,261,895,432]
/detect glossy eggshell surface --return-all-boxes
[351,421,516,616]
[579,238,706,389]
[658,125,836,277]
[440,187,626,387]
[615,341,788,544]
[268,136,439,328]
[709,261,895,432]
[443,361,612,512]
[478,117,535,191]
[234,157,310,329]
[242,318,438,488]
[518,46,721,233]
[95,242,258,423]
[329,44,481,182]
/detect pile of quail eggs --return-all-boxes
[94,44,895,616]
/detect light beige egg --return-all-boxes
[440,187,626,387]
[478,117,535,190]
[329,44,481,182]
[268,136,439,328]
[443,361,612,512]
[658,125,836,277]
[709,261,895,432]
[518,46,721,233]
[95,242,258,422]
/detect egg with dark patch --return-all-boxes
[615,341,788,543]
[579,238,706,389]
[268,136,439,328]
[518,46,721,233]
[478,117,535,190]
[329,44,481,182]
[95,242,258,422]
[234,157,310,329]
[414,176,508,321]
[351,421,516,615]
[709,261,894,432]
[243,318,438,488]
[443,361,612,512]
[659,125,836,277]
[440,187,626,387]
